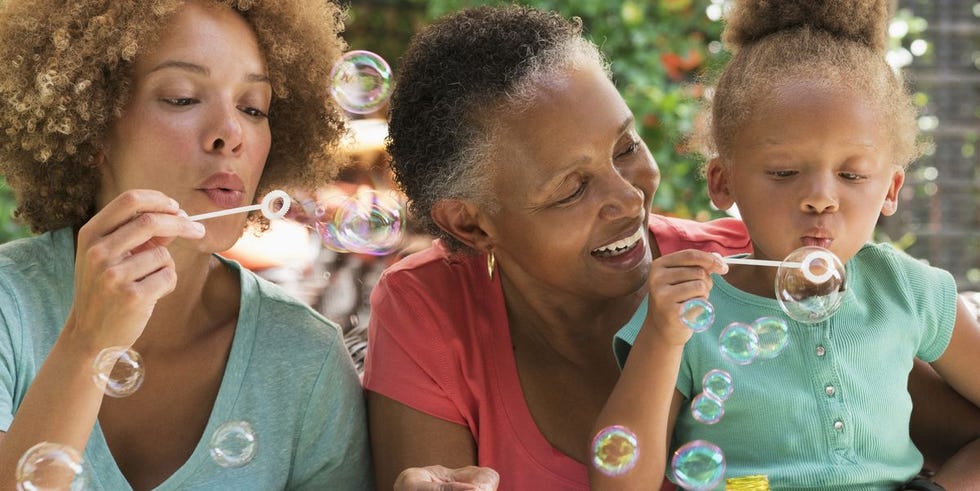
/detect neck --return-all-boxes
[500,273,646,365]
[133,242,240,353]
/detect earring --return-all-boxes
[486,251,496,280]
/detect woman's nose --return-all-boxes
[599,169,645,221]
[205,103,243,155]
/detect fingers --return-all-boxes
[395,466,499,491]
[649,249,727,305]
[450,466,499,491]
[78,190,204,253]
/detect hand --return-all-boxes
[67,189,205,352]
[644,249,728,346]
[394,465,500,491]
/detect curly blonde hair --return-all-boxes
[696,0,922,172]
[0,0,349,233]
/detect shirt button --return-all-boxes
[834,420,844,431]
[825,385,836,396]
[816,345,826,357]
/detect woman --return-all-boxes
[365,5,980,490]
[0,1,371,489]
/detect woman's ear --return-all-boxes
[431,199,494,252]
[706,157,735,211]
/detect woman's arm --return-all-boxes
[368,391,497,490]
[0,190,204,488]
[925,297,980,486]
[908,357,980,471]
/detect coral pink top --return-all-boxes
[363,215,750,489]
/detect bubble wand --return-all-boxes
[719,250,838,284]
[187,190,291,222]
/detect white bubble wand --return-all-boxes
[719,251,837,284]
[187,190,291,222]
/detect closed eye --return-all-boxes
[162,97,197,106]
[616,140,640,159]
[556,180,588,205]
[839,172,866,181]
[766,169,797,178]
[239,106,269,119]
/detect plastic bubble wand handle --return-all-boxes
[721,251,838,284]
[722,257,803,268]
[188,190,291,221]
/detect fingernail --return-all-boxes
[191,222,205,234]
[177,209,188,218]
[170,198,180,210]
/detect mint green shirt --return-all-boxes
[614,243,957,490]
[0,228,373,490]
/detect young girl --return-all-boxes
[594,0,980,489]
[0,1,372,489]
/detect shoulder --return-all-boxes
[374,239,487,307]
[852,242,951,283]
[231,259,345,355]
[0,229,73,309]
[648,214,751,255]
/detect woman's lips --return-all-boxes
[202,188,245,209]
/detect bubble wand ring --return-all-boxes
[187,189,291,221]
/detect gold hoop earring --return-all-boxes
[486,251,496,280]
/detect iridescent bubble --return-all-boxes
[16,442,86,491]
[92,346,144,398]
[752,316,790,359]
[701,369,733,401]
[590,425,639,477]
[210,421,258,468]
[329,50,392,114]
[671,440,726,490]
[681,298,715,332]
[332,190,404,255]
[719,322,759,366]
[691,392,725,425]
[776,246,845,323]
[309,193,355,253]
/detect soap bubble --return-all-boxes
[691,392,725,425]
[330,50,392,114]
[681,298,715,332]
[16,442,86,491]
[590,425,639,477]
[92,346,144,398]
[672,440,726,490]
[702,369,733,401]
[718,322,759,365]
[752,316,790,359]
[209,421,258,468]
[776,246,845,323]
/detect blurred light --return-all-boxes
[921,166,939,181]
[887,48,914,69]
[889,19,910,38]
[706,4,723,21]
[708,41,723,54]
[910,39,928,56]
[917,115,940,131]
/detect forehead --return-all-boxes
[133,3,265,76]
[490,63,632,182]
[736,80,888,148]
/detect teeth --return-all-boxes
[592,227,644,256]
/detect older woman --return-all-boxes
[365,5,980,490]
[0,1,371,489]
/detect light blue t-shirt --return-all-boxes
[0,228,373,490]
[614,243,957,490]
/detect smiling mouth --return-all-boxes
[591,227,644,257]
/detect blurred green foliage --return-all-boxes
[345,0,729,220]
[0,177,30,243]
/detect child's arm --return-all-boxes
[589,250,727,489]
[926,297,980,486]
